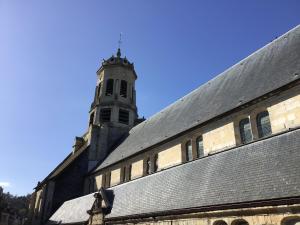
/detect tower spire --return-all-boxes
[117,33,122,58]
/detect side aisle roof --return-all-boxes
[49,128,300,224]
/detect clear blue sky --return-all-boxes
[0,0,299,195]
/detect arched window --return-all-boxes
[213,220,228,225]
[282,216,300,225]
[257,111,272,138]
[239,118,253,144]
[231,219,249,225]
[196,136,204,158]
[105,79,114,96]
[186,140,193,162]
[120,80,127,98]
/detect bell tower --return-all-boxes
[87,48,139,170]
[90,48,137,127]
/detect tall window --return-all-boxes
[89,112,95,125]
[239,118,253,144]
[105,79,114,96]
[119,109,129,124]
[100,108,111,122]
[196,136,204,158]
[98,83,101,97]
[186,140,193,161]
[257,111,272,138]
[120,80,127,98]
[132,87,135,101]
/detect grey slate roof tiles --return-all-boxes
[48,193,95,224]
[49,129,300,223]
[94,24,300,172]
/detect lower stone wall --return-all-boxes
[105,204,300,225]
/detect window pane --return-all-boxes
[239,118,253,144]
[98,83,101,97]
[120,80,127,98]
[119,109,129,124]
[100,108,111,122]
[186,140,193,161]
[257,111,272,138]
[196,136,204,158]
[106,79,114,96]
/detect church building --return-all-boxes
[28,25,300,225]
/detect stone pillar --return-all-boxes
[87,193,104,225]
[249,112,259,140]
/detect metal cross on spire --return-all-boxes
[117,32,122,58]
[118,32,122,49]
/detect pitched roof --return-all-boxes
[49,128,300,223]
[48,193,94,224]
[93,24,300,172]
[105,128,300,219]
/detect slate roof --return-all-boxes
[48,193,95,224]
[49,128,300,223]
[94,24,300,172]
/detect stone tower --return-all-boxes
[87,48,139,170]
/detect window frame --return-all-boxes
[100,108,111,123]
[105,79,114,96]
[120,80,128,98]
[196,135,204,158]
[239,117,253,144]
[185,140,193,162]
[119,109,130,124]
[256,110,272,138]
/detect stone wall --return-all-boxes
[157,144,182,170]
[203,122,236,155]
[105,205,300,225]
[110,169,121,186]
[268,93,300,133]
[131,160,143,179]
